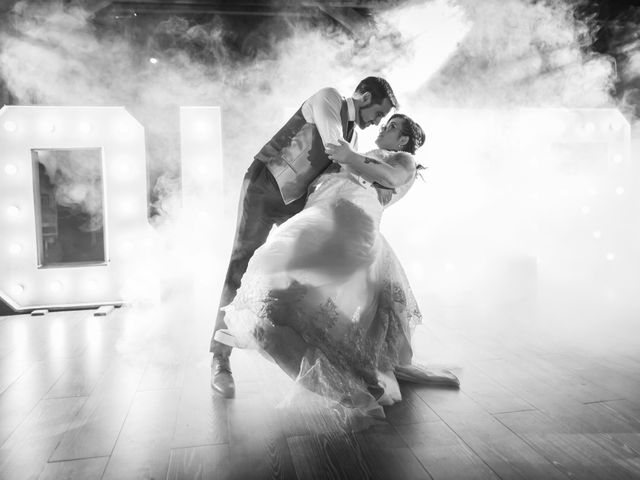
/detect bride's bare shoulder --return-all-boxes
[385,151,415,168]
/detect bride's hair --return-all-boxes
[389,114,425,155]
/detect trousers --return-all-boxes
[209,160,307,355]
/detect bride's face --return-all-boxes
[375,118,408,151]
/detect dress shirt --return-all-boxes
[301,87,358,149]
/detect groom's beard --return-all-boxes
[356,110,367,129]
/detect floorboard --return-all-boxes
[100,388,181,480]
[166,444,230,480]
[226,389,297,480]
[37,457,109,480]
[50,357,147,461]
[0,396,87,480]
[0,309,638,479]
[395,420,499,480]
[415,388,572,479]
[495,409,640,479]
[171,359,228,448]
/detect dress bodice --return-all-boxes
[362,149,417,208]
[306,169,383,222]
[307,149,417,212]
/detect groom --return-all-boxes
[210,76,398,397]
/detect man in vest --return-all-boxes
[210,76,399,397]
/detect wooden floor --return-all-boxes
[1,305,640,480]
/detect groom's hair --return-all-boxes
[355,77,398,109]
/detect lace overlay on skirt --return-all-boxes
[221,168,453,418]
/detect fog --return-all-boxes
[1,0,638,359]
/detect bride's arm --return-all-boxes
[325,138,414,188]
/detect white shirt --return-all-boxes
[301,87,358,149]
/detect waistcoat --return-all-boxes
[255,100,353,204]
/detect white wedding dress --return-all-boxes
[217,149,458,418]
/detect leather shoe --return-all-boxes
[211,354,235,398]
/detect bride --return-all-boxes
[215,113,459,418]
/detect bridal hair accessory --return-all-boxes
[407,117,425,149]
[416,163,427,182]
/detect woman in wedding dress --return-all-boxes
[215,113,459,418]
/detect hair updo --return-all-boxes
[388,113,425,155]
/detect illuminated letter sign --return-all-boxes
[0,106,152,311]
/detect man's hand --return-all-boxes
[325,138,355,164]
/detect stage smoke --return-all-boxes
[0,0,639,359]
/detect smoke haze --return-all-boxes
[1,0,639,356]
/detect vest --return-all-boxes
[255,100,353,205]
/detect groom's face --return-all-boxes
[356,97,393,130]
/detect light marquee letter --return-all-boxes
[0,106,152,311]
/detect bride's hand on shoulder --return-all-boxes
[325,138,355,164]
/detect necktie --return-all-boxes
[346,121,355,142]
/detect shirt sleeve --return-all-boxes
[301,87,344,148]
